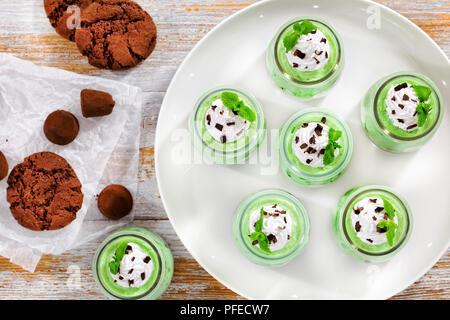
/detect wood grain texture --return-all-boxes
[0,0,448,300]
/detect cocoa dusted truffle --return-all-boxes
[0,150,8,181]
[80,89,116,118]
[98,184,133,220]
[44,110,80,145]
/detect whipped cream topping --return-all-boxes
[385,82,425,131]
[205,98,250,143]
[111,243,153,288]
[350,197,398,245]
[292,120,339,168]
[286,28,330,71]
[249,204,292,251]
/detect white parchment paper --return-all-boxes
[0,53,142,271]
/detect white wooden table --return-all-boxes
[0,0,448,299]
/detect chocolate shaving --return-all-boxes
[302,123,308,128]
[206,114,211,125]
[367,239,373,243]
[309,136,316,144]
[143,256,151,264]
[313,57,320,64]
[375,207,384,213]
[141,272,146,280]
[392,110,396,115]
[311,29,317,34]
[131,257,135,262]
[354,208,360,215]
[119,276,123,280]
[284,217,287,223]
[403,94,409,101]
[355,221,361,232]
[300,143,308,149]
[295,136,299,144]
[398,104,405,109]
[392,96,396,101]
[325,52,328,59]
[128,268,134,274]
[397,119,405,123]
[306,159,313,164]
[294,49,306,59]
[226,122,235,126]
[215,123,223,131]
[315,50,323,55]
[369,199,377,203]
[288,235,291,240]
[377,226,387,233]
[372,216,377,221]
[320,38,327,43]
[413,111,417,116]
[128,279,134,286]
[211,105,217,111]
[407,124,418,130]
[293,63,299,68]
[394,83,408,91]
[314,124,323,136]
[306,147,317,154]
[272,204,277,208]
[221,135,227,143]
[321,117,327,124]
[252,240,258,246]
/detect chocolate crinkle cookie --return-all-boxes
[75,0,157,70]
[6,152,84,231]
[44,0,93,41]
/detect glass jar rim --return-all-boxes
[273,16,343,85]
[279,108,353,180]
[94,232,163,300]
[373,72,442,141]
[341,185,412,256]
[237,188,309,261]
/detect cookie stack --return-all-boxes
[44,0,157,70]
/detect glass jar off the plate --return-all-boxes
[93,227,174,300]
[266,16,344,99]
[332,185,413,263]
[278,108,353,186]
[232,189,310,267]
[189,86,266,164]
[361,71,443,152]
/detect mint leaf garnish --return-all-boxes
[250,232,271,253]
[412,85,432,102]
[411,85,432,127]
[221,92,239,110]
[220,92,256,123]
[254,208,264,233]
[283,32,301,53]
[109,242,128,275]
[377,220,398,247]
[249,208,271,253]
[382,199,395,220]
[284,20,318,52]
[323,127,342,166]
[416,102,432,127]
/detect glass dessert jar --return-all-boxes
[189,86,266,164]
[361,71,443,152]
[332,185,413,263]
[232,189,309,267]
[266,16,344,99]
[93,227,174,300]
[278,108,353,186]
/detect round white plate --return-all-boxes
[155,0,450,299]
